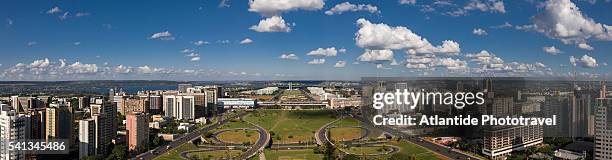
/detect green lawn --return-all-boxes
[341,146,388,155]
[332,117,382,139]
[390,141,447,160]
[329,127,364,141]
[214,118,253,130]
[216,129,260,144]
[154,143,198,160]
[245,110,337,143]
[264,149,324,160]
[185,150,243,159]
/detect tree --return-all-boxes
[106,144,127,160]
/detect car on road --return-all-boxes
[166,146,172,149]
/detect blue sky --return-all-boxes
[0,0,610,80]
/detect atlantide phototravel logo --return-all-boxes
[371,89,556,127]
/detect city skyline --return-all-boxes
[1,0,611,81]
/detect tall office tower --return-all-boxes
[113,95,126,115]
[482,125,544,160]
[182,93,207,118]
[108,88,115,100]
[78,119,96,159]
[89,100,117,154]
[601,81,607,98]
[595,98,612,159]
[0,104,29,160]
[178,84,192,93]
[45,103,73,141]
[163,95,195,120]
[78,96,90,109]
[124,97,148,114]
[571,90,593,137]
[542,96,570,136]
[481,97,515,117]
[393,83,410,114]
[27,108,46,139]
[126,112,149,151]
[148,95,162,114]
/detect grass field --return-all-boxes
[329,127,364,142]
[154,143,198,160]
[332,117,382,139]
[341,146,388,155]
[389,141,447,160]
[264,149,324,160]
[245,110,336,143]
[185,150,243,159]
[214,118,253,130]
[216,129,260,144]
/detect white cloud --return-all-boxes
[535,62,547,68]
[248,0,325,16]
[339,48,347,53]
[464,0,505,13]
[602,62,608,67]
[185,53,200,57]
[150,31,175,40]
[217,40,230,44]
[490,22,513,29]
[542,46,562,55]
[431,58,468,70]
[6,18,13,26]
[570,54,598,68]
[325,2,380,15]
[73,42,81,46]
[306,47,338,57]
[181,49,195,53]
[334,61,347,68]
[114,65,132,73]
[250,16,292,32]
[527,0,612,46]
[66,62,98,74]
[190,57,201,62]
[355,19,460,55]
[399,0,417,5]
[75,12,90,17]
[240,38,254,44]
[465,50,505,69]
[193,40,209,46]
[357,49,394,62]
[59,12,69,20]
[47,7,62,14]
[472,28,488,36]
[137,66,163,74]
[27,41,37,46]
[279,53,299,60]
[578,43,594,50]
[307,58,326,64]
[219,0,230,8]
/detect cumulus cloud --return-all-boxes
[355,19,460,55]
[149,31,175,40]
[472,28,487,36]
[240,38,254,44]
[47,6,62,14]
[250,16,293,32]
[193,40,209,46]
[334,61,347,68]
[306,47,338,57]
[248,0,325,16]
[307,58,326,64]
[578,43,594,50]
[490,22,513,29]
[431,58,468,70]
[464,0,505,13]
[27,41,37,46]
[399,0,417,5]
[542,46,562,55]
[357,49,394,62]
[325,2,380,15]
[570,54,598,68]
[190,57,201,62]
[279,53,299,60]
[526,0,612,47]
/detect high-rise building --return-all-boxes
[89,100,117,155]
[27,108,46,140]
[178,84,192,93]
[78,119,96,159]
[78,96,90,109]
[126,112,149,151]
[124,97,148,114]
[595,98,612,160]
[163,95,195,120]
[45,103,73,141]
[482,125,544,160]
[0,104,29,160]
[148,95,162,114]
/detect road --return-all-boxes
[134,112,249,160]
[240,117,270,159]
[352,114,481,160]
